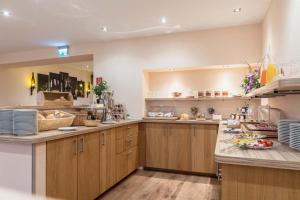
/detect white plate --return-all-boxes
[58,127,77,131]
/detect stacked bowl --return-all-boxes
[278,119,300,151]
[289,123,300,151]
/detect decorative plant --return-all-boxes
[93,80,108,98]
[241,63,261,94]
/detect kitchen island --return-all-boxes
[215,122,300,200]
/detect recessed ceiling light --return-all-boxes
[1,10,11,17]
[101,26,108,32]
[233,8,242,13]
[160,17,167,24]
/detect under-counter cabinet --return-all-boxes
[116,124,139,181]
[99,129,116,194]
[145,123,218,174]
[46,132,100,200]
[46,136,79,200]
[191,125,218,174]
[145,123,168,169]
[168,124,191,171]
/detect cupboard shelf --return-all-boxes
[145,97,251,101]
[246,78,300,98]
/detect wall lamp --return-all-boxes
[87,82,91,97]
[30,72,36,95]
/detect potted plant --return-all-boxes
[93,81,109,103]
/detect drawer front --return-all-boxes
[125,124,138,137]
[125,133,138,150]
[116,139,124,154]
[116,127,125,140]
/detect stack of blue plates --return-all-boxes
[278,120,299,143]
[289,123,300,151]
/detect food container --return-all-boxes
[38,110,75,132]
[172,92,182,97]
[214,91,221,97]
[84,120,100,127]
[198,91,205,97]
[206,91,213,97]
[222,90,229,97]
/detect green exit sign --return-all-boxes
[58,46,69,57]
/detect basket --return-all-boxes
[72,113,88,126]
[38,110,75,132]
[37,91,74,106]
[84,120,100,127]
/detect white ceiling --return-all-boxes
[0,0,271,54]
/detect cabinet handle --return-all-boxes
[127,126,131,129]
[127,150,133,155]
[101,133,105,145]
[73,139,77,156]
[79,137,84,153]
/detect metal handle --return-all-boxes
[73,139,77,156]
[127,126,131,129]
[101,133,105,146]
[79,137,84,153]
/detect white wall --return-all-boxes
[147,67,249,97]
[262,0,300,119]
[0,24,262,117]
[93,24,262,117]
[0,65,92,106]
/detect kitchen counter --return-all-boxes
[142,119,220,125]
[215,122,300,170]
[0,120,141,144]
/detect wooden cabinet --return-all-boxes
[116,124,139,181]
[191,125,218,174]
[99,129,116,194]
[168,124,191,171]
[77,133,100,200]
[145,123,218,174]
[145,123,168,169]
[46,136,78,200]
[46,132,100,200]
[46,123,140,200]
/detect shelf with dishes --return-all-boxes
[145,96,251,101]
[246,77,300,98]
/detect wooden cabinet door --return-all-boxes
[191,125,218,174]
[78,132,100,200]
[168,124,191,171]
[100,129,116,194]
[46,136,78,200]
[116,151,128,181]
[127,146,138,174]
[145,123,168,169]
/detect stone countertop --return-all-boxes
[0,119,219,144]
[215,122,300,171]
[141,119,220,125]
[0,120,141,144]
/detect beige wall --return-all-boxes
[0,24,262,117]
[262,0,300,120]
[147,67,248,97]
[0,65,92,107]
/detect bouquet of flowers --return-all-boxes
[241,64,261,94]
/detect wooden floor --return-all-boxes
[98,170,221,200]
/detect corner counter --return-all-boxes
[215,122,300,200]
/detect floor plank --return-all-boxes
[98,170,221,200]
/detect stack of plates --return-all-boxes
[278,120,298,143]
[289,123,300,151]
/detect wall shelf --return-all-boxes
[145,96,252,101]
[246,78,300,98]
